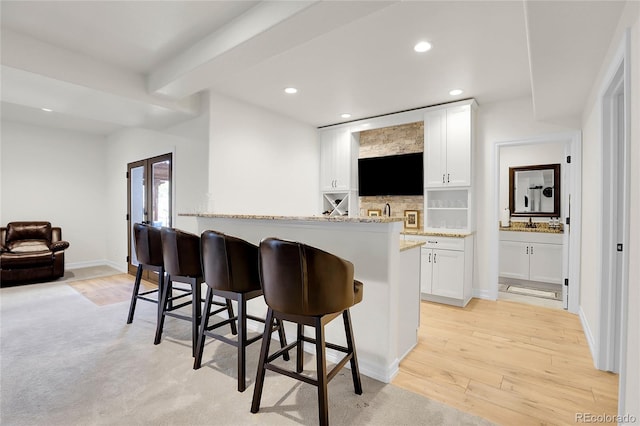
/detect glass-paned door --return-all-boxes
[127,153,172,276]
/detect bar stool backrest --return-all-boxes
[161,227,201,278]
[201,230,260,293]
[133,223,163,267]
[259,238,356,316]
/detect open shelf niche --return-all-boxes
[322,192,352,216]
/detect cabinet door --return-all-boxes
[431,249,465,298]
[424,110,446,187]
[319,129,336,191]
[420,249,433,294]
[529,243,563,284]
[333,128,351,190]
[499,241,529,280]
[445,105,471,186]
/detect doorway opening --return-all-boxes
[491,131,581,314]
[127,153,173,278]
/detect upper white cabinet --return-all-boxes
[424,100,476,188]
[319,127,357,191]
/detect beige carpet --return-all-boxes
[1,279,495,426]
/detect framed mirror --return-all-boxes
[509,163,560,217]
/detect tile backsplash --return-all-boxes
[359,122,424,229]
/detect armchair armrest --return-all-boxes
[50,241,70,252]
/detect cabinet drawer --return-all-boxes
[422,236,465,251]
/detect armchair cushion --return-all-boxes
[7,240,50,253]
[6,222,51,244]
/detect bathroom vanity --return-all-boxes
[499,226,563,285]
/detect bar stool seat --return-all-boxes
[154,227,235,357]
[251,237,363,425]
[194,230,289,392]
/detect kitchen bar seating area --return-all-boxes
[128,222,367,425]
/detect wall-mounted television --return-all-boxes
[358,152,424,196]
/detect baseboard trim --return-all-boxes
[579,306,598,369]
[66,260,127,273]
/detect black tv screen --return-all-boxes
[358,153,424,196]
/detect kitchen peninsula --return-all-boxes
[177,213,422,383]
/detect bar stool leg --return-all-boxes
[154,274,171,345]
[315,318,329,425]
[193,287,214,369]
[276,319,290,362]
[343,309,362,394]
[226,299,238,335]
[191,277,201,357]
[296,323,304,373]
[127,264,144,324]
[251,308,275,413]
[237,294,247,392]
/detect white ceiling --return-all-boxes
[0,1,627,135]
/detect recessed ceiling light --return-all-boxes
[449,89,463,96]
[41,108,53,112]
[284,87,298,94]
[341,113,351,119]
[414,41,432,53]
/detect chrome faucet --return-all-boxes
[384,203,391,217]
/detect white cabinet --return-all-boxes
[319,127,356,191]
[416,235,474,307]
[423,99,477,234]
[499,231,563,285]
[424,101,475,188]
[319,127,359,217]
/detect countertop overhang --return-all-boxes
[180,212,404,224]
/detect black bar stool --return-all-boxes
[154,227,236,356]
[194,230,289,392]
[127,223,166,324]
[251,238,363,426]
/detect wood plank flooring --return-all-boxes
[68,273,156,306]
[393,299,619,425]
[66,274,618,425]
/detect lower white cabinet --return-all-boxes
[415,235,474,307]
[499,231,563,285]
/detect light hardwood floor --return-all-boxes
[393,299,619,425]
[67,274,618,425]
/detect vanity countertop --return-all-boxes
[500,221,564,234]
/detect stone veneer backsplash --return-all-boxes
[359,122,425,229]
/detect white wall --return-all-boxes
[474,96,574,295]
[579,2,639,417]
[208,92,318,216]
[0,121,108,266]
[104,116,209,270]
[499,142,565,222]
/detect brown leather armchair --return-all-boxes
[0,221,70,286]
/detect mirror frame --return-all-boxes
[509,163,561,217]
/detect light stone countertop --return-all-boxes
[399,240,426,252]
[500,221,564,234]
[401,230,474,238]
[180,212,404,224]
